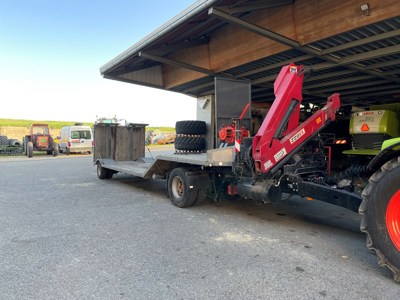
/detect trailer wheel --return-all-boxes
[27,142,33,158]
[97,164,113,179]
[175,120,207,135]
[168,168,197,208]
[360,157,400,282]
[174,136,206,151]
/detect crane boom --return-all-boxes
[252,63,341,174]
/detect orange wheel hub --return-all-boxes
[386,189,400,252]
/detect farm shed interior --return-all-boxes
[100,0,400,146]
[96,0,400,283]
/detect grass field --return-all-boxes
[0,119,175,132]
[0,119,92,129]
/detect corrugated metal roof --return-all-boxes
[101,1,400,107]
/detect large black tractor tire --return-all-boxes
[360,157,400,282]
[27,142,33,158]
[96,164,114,179]
[174,136,206,151]
[0,135,8,146]
[167,168,198,208]
[175,120,207,135]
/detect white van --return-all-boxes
[59,125,93,154]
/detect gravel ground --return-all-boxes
[0,155,398,299]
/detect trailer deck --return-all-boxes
[98,152,211,179]
[94,123,235,179]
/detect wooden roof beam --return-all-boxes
[139,51,214,75]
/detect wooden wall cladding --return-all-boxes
[163,0,399,89]
[163,43,211,89]
[295,0,399,44]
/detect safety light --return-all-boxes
[361,124,369,132]
[335,139,347,144]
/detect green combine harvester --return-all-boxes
[344,103,400,156]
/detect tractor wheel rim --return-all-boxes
[386,189,400,252]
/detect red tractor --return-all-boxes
[23,124,59,158]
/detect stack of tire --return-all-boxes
[174,120,207,153]
[0,135,7,147]
[0,135,22,155]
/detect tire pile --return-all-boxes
[174,120,207,154]
[0,135,22,155]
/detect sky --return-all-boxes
[0,0,197,126]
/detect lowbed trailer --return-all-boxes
[94,64,400,282]
[94,122,238,211]
[93,122,236,180]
